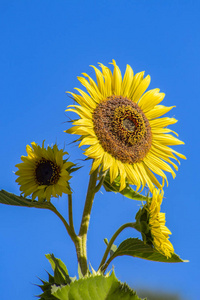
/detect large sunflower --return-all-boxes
[15,141,72,201]
[65,60,185,191]
[135,188,174,258]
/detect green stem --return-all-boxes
[77,167,98,276]
[68,193,76,236]
[101,255,113,274]
[98,222,136,273]
[48,202,77,243]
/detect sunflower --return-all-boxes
[65,60,185,191]
[135,188,174,258]
[15,141,72,201]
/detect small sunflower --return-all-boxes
[135,188,174,258]
[65,60,185,191]
[15,141,72,201]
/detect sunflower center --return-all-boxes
[35,159,60,185]
[93,95,152,164]
[122,118,135,132]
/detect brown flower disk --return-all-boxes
[35,159,61,185]
[93,96,152,164]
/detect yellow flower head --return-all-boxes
[135,188,174,258]
[65,60,186,191]
[15,141,72,202]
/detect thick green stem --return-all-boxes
[77,168,98,276]
[99,222,136,273]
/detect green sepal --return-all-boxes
[45,254,71,285]
[109,238,187,263]
[52,272,145,300]
[103,174,150,202]
[36,272,58,300]
[37,254,74,299]
[104,238,118,257]
[64,160,82,174]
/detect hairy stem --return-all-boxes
[77,168,98,276]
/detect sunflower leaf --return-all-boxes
[109,238,187,263]
[52,272,144,300]
[0,190,55,209]
[0,190,52,209]
[103,175,149,201]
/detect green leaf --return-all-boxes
[45,254,71,285]
[110,238,187,263]
[103,175,149,202]
[0,190,52,209]
[52,272,144,300]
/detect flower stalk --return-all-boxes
[48,203,77,243]
[76,167,99,276]
[68,193,76,236]
[98,222,136,273]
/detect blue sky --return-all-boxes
[0,1,199,299]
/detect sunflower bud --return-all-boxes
[135,189,174,258]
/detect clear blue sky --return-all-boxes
[0,1,199,299]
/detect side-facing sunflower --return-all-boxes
[135,188,174,258]
[15,141,72,201]
[65,60,185,191]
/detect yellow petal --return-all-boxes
[79,137,98,147]
[109,157,119,183]
[66,92,93,111]
[90,65,105,96]
[74,88,97,110]
[132,75,151,103]
[145,152,176,178]
[84,143,104,158]
[143,163,164,189]
[124,163,141,188]
[129,71,145,99]
[82,72,103,97]
[98,63,112,97]
[111,59,122,95]
[153,134,184,146]
[145,105,175,120]
[67,105,92,119]
[116,160,126,191]
[150,117,177,128]
[73,118,94,127]
[122,64,134,97]
[102,152,114,172]
[90,157,102,173]
[77,76,102,103]
[139,90,165,113]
